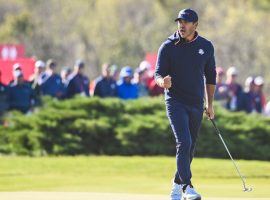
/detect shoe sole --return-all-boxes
[182,197,201,200]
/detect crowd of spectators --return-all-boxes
[215,66,269,115]
[0,59,163,115]
[0,59,269,116]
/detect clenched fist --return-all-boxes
[163,75,172,89]
[156,75,172,89]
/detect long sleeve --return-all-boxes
[204,43,216,85]
[155,42,170,81]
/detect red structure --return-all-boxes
[0,44,25,60]
[145,53,157,73]
[0,44,35,85]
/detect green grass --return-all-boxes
[0,156,269,198]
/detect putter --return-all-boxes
[209,118,253,192]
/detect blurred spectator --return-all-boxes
[238,76,265,113]
[225,67,243,111]
[9,63,23,86]
[214,67,229,101]
[93,63,117,97]
[61,66,72,85]
[29,60,46,82]
[40,59,64,98]
[29,60,46,106]
[7,71,34,113]
[139,61,151,74]
[238,76,256,113]
[0,71,8,115]
[254,76,266,113]
[133,64,150,97]
[117,66,138,99]
[148,77,164,96]
[66,60,90,98]
[264,101,270,117]
[110,64,119,82]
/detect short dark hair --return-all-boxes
[46,59,57,68]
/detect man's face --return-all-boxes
[61,70,70,80]
[17,75,24,84]
[124,76,132,83]
[48,63,57,72]
[75,66,84,74]
[254,84,263,93]
[178,19,197,39]
[13,69,22,79]
[35,67,44,74]
[103,68,111,78]
[231,74,237,83]
[217,73,224,83]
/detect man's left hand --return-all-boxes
[205,105,215,119]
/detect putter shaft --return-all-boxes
[210,119,252,192]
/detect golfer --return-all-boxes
[155,8,216,200]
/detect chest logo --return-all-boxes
[198,49,204,55]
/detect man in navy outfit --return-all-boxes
[0,71,8,116]
[155,8,216,200]
[94,63,117,98]
[41,59,64,98]
[8,71,34,113]
[65,60,90,98]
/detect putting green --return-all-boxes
[0,192,269,200]
[0,156,269,198]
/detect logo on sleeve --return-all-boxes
[198,49,204,55]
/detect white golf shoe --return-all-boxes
[170,182,182,200]
[181,184,201,200]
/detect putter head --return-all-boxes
[243,187,253,192]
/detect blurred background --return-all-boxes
[0,0,269,81]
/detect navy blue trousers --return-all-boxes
[165,98,203,185]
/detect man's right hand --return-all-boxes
[157,75,172,89]
[163,75,172,89]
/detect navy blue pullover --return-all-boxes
[94,76,117,98]
[155,31,216,106]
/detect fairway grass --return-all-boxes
[0,156,269,198]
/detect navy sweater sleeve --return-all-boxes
[204,43,216,85]
[155,42,170,80]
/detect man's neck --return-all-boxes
[185,31,196,42]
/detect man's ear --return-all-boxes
[194,22,198,28]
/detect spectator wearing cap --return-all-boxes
[133,61,150,97]
[214,67,229,101]
[9,63,23,86]
[238,76,256,113]
[29,60,46,83]
[40,59,64,98]
[142,61,164,97]
[29,60,46,105]
[93,63,117,98]
[7,70,34,113]
[238,76,265,114]
[225,67,243,111]
[253,76,266,113]
[65,60,90,98]
[61,66,72,86]
[117,66,138,100]
[0,70,8,115]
